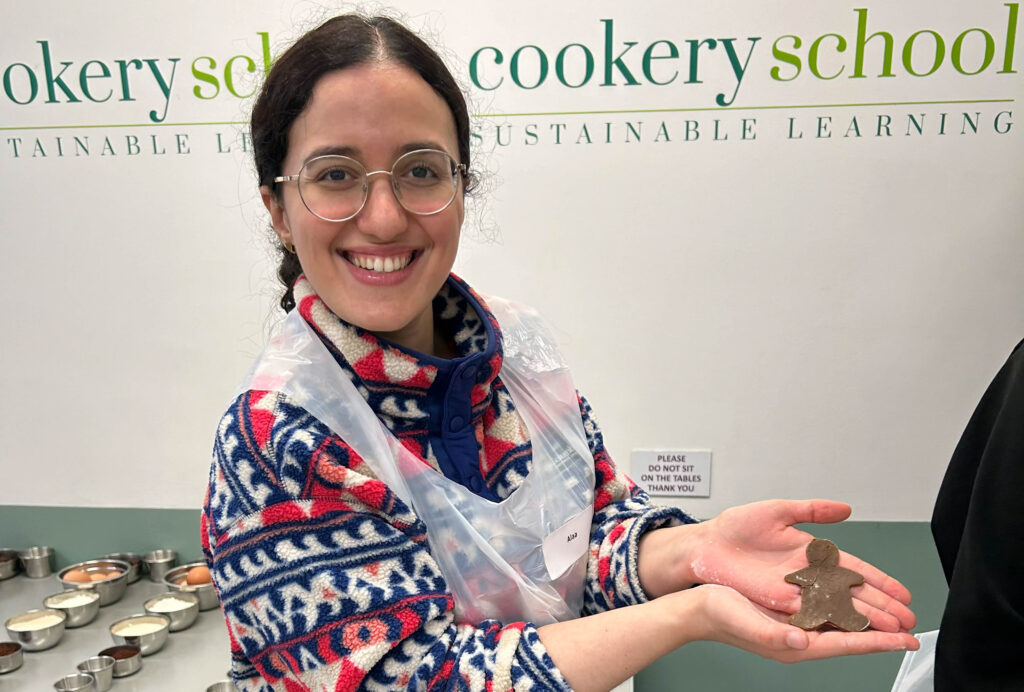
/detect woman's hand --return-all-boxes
[688,584,920,662]
[639,499,916,633]
[539,580,919,692]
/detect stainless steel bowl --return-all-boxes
[108,613,170,656]
[43,589,102,628]
[5,608,67,651]
[97,645,142,678]
[77,655,114,692]
[0,641,24,674]
[143,591,200,631]
[206,681,237,691]
[163,563,219,610]
[57,559,130,606]
[18,545,55,578]
[0,550,20,580]
[142,549,177,583]
[102,552,142,583]
[54,673,96,691]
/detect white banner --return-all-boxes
[2,1,1021,519]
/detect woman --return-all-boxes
[202,14,919,692]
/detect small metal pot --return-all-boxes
[18,546,54,578]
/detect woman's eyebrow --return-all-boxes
[303,141,455,165]
[398,140,450,155]
[305,145,359,161]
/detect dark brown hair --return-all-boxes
[251,14,472,312]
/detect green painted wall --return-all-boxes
[0,507,946,691]
[0,505,204,567]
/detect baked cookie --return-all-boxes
[785,538,870,632]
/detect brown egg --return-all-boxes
[185,565,211,585]
[89,571,112,581]
[63,569,91,583]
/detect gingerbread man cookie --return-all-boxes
[785,538,870,632]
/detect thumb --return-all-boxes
[779,499,852,526]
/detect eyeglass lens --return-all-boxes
[298,149,458,221]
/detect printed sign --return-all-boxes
[631,450,712,498]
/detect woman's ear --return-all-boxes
[261,185,293,249]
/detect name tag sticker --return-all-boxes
[542,508,592,578]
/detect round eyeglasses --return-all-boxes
[273,148,467,222]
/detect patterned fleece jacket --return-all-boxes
[202,274,694,691]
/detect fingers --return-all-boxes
[784,629,809,650]
[839,550,913,604]
[748,616,919,663]
[772,499,852,527]
[795,630,920,661]
[850,583,917,632]
[753,582,912,634]
[764,578,915,633]
[839,551,917,631]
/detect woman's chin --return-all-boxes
[339,307,430,348]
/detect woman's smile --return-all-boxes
[343,250,415,274]
[340,248,421,286]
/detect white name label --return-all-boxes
[631,450,712,497]
[542,507,592,578]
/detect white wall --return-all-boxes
[2,1,1021,520]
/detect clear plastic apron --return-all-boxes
[239,296,595,625]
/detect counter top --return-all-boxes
[0,568,232,690]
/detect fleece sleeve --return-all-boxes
[575,394,697,614]
[202,390,572,692]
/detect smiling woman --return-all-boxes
[201,12,919,692]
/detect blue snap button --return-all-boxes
[469,476,483,491]
[449,416,465,431]
[461,367,478,381]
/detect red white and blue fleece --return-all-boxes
[202,274,694,692]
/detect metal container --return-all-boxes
[5,608,67,651]
[163,563,219,610]
[143,591,200,631]
[142,549,177,583]
[102,552,142,583]
[54,673,96,691]
[43,590,102,628]
[18,545,55,578]
[0,550,20,580]
[206,682,237,691]
[76,656,115,692]
[108,613,170,656]
[57,559,130,606]
[97,645,142,678]
[0,641,24,674]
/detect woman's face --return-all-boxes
[263,62,464,353]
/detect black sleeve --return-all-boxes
[931,338,1024,692]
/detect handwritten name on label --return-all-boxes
[542,508,593,578]
[631,450,712,497]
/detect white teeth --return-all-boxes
[348,253,412,273]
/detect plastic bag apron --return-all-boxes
[239,296,595,625]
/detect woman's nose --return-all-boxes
[356,173,407,239]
